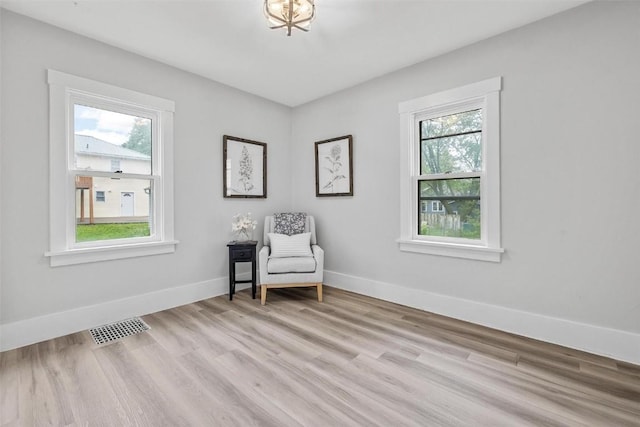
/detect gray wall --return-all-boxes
[1,2,639,354]
[0,8,3,322]
[0,8,4,323]
[291,1,640,333]
[0,11,292,324]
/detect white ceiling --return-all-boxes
[1,0,587,106]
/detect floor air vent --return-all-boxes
[89,317,150,345]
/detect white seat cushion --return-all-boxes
[267,256,316,274]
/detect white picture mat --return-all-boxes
[225,139,264,196]
[317,138,351,195]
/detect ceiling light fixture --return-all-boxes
[264,0,315,36]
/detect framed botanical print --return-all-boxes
[315,135,353,197]
[223,135,267,198]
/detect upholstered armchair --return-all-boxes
[258,214,324,305]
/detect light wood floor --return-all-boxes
[1,286,639,426]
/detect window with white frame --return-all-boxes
[110,159,121,172]
[431,200,445,213]
[398,77,504,262]
[46,70,177,266]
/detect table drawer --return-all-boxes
[231,248,253,261]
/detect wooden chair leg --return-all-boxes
[317,283,323,302]
[261,285,267,305]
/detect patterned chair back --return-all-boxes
[263,215,317,246]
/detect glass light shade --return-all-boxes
[264,0,315,36]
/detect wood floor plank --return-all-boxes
[467,353,640,425]
[618,361,640,378]
[143,310,203,356]
[18,342,77,426]
[454,349,639,426]
[263,305,382,359]
[1,286,639,426]
[394,351,579,427]
[214,348,361,426]
[217,309,323,361]
[247,310,359,363]
[580,361,640,392]
[307,300,473,360]
[303,354,426,426]
[92,341,192,426]
[180,348,300,426]
[403,312,584,370]
[0,349,19,426]
[263,350,386,426]
[350,352,535,426]
[294,307,396,358]
[50,335,132,427]
[132,342,244,425]
[517,357,640,406]
[366,310,521,365]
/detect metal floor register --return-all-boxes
[89,317,150,345]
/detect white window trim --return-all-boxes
[46,70,177,267]
[431,201,444,212]
[110,159,121,172]
[398,77,504,262]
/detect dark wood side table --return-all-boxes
[227,241,258,300]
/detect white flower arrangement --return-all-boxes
[231,212,257,241]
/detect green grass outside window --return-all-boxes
[76,223,150,242]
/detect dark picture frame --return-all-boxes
[315,135,353,197]
[223,135,267,198]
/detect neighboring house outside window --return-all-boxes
[398,77,503,262]
[75,134,151,224]
[420,200,445,213]
[46,70,177,266]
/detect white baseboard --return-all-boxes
[3,270,638,365]
[0,276,252,352]
[324,270,640,365]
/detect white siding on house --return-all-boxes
[75,155,149,174]
[74,135,152,221]
[76,177,151,221]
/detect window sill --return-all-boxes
[397,239,503,262]
[45,240,179,267]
